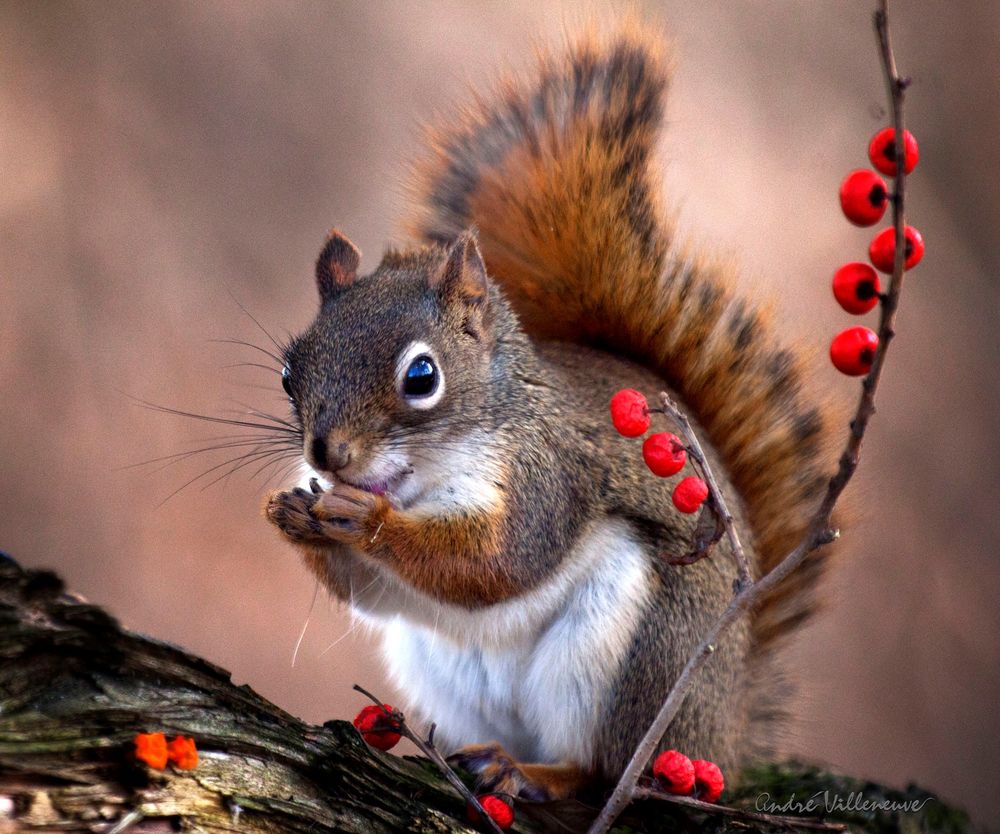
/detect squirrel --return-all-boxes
[264,19,839,802]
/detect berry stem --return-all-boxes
[659,392,753,589]
[587,4,912,833]
[352,684,506,834]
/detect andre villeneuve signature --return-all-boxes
[756,791,933,815]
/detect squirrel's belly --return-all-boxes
[376,519,653,765]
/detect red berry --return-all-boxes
[468,795,515,830]
[869,225,924,273]
[610,389,651,437]
[642,433,687,477]
[692,759,725,803]
[672,477,708,514]
[652,749,696,795]
[839,169,888,226]
[868,127,919,176]
[830,326,878,376]
[832,262,881,315]
[352,704,401,751]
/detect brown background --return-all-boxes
[2,0,998,827]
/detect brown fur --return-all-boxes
[404,19,841,675]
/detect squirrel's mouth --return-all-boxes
[339,466,411,499]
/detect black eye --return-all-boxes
[281,366,293,397]
[403,356,437,398]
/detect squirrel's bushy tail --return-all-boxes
[404,20,840,705]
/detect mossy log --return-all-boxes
[0,553,973,833]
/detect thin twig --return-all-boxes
[633,787,847,831]
[352,684,506,834]
[658,392,753,589]
[586,3,910,832]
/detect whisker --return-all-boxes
[224,401,299,431]
[123,436,298,471]
[156,447,296,507]
[248,449,302,482]
[200,448,299,492]
[291,580,320,668]
[223,361,283,375]
[225,287,287,356]
[130,397,299,435]
[209,338,284,366]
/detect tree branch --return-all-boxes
[0,555,488,833]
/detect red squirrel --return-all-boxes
[265,20,839,801]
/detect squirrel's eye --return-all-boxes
[281,366,293,397]
[403,356,438,398]
[396,342,444,410]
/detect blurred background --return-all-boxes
[2,0,997,827]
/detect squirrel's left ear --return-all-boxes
[430,229,489,310]
[316,229,361,303]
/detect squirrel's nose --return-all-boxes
[308,436,351,472]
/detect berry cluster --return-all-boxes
[610,390,709,514]
[831,127,921,376]
[652,749,724,803]
[133,732,199,770]
[353,703,402,751]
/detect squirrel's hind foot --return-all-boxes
[448,743,590,801]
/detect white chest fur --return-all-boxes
[368,519,651,765]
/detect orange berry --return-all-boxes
[167,736,199,770]
[134,732,168,769]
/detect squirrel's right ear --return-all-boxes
[315,229,361,302]
[430,229,489,308]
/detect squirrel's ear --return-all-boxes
[315,229,361,302]
[430,229,489,308]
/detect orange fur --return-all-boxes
[310,484,517,607]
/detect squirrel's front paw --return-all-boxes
[265,487,331,544]
[312,482,391,547]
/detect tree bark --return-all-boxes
[0,553,972,834]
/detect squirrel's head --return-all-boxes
[282,228,515,504]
